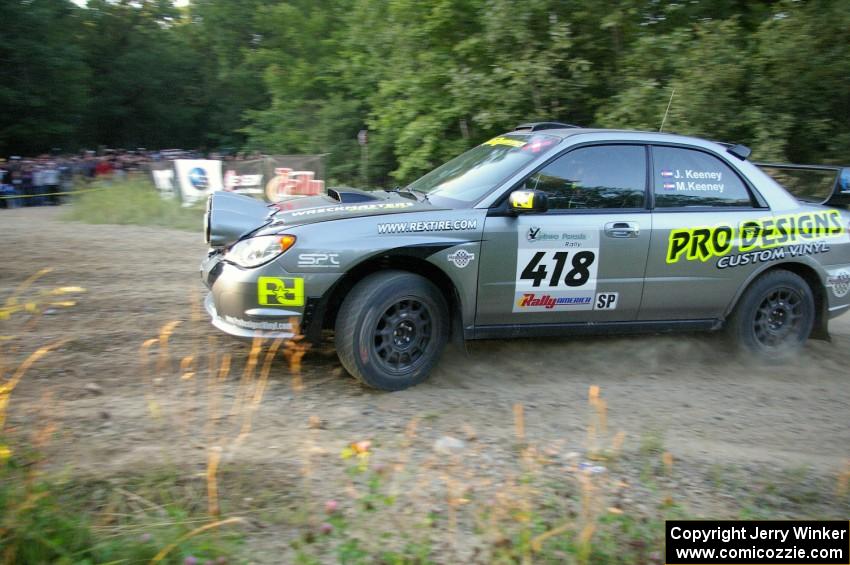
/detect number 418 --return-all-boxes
[521,251,594,287]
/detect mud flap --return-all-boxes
[811,299,831,342]
[450,310,468,354]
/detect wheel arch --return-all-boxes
[725,260,829,340]
[318,253,463,343]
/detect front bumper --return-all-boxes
[204,292,299,338]
[201,252,339,339]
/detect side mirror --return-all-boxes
[509,189,548,214]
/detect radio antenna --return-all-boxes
[659,87,676,132]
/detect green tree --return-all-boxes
[748,0,850,163]
[78,0,209,149]
[188,0,273,149]
[0,0,89,155]
[240,0,369,182]
[4,0,850,179]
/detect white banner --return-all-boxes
[174,159,223,206]
[151,169,175,195]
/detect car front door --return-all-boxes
[475,144,653,328]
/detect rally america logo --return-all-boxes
[447,249,475,268]
[527,226,541,241]
[517,293,593,309]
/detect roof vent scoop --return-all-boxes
[326,187,381,203]
[514,121,580,132]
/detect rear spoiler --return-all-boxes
[755,162,850,207]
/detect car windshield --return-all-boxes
[406,133,560,206]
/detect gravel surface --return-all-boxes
[2,207,848,559]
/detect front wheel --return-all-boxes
[726,269,815,358]
[334,271,448,391]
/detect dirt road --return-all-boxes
[2,207,848,533]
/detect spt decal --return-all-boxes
[297,253,340,268]
[257,276,305,307]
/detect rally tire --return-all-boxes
[726,269,815,359]
[334,271,448,391]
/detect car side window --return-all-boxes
[524,145,646,210]
[652,146,754,208]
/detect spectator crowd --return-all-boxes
[0,149,223,208]
[0,149,272,209]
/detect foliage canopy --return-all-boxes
[3,0,849,185]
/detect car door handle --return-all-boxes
[604,221,640,238]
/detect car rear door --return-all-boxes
[639,144,771,321]
[475,144,652,328]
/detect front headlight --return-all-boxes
[227,235,296,268]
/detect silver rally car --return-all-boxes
[201,123,850,390]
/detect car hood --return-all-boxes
[206,189,446,247]
[267,191,442,228]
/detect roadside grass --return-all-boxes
[3,270,849,563]
[638,429,666,458]
[0,449,240,564]
[63,178,203,231]
[1,272,241,564]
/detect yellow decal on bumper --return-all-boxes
[257,276,305,307]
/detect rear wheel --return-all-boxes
[334,271,448,391]
[727,270,814,358]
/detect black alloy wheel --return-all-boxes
[335,271,448,391]
[752,287,805,348]
[727,269,814,358]
[372,299,433,374]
